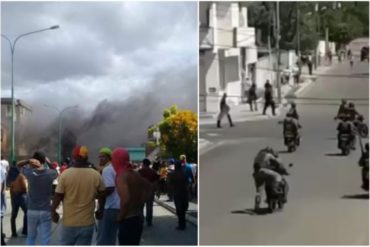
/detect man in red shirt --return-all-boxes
[138,158,159,226]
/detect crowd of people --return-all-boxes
[0,146,197,245]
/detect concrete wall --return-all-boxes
[256,55,274,89]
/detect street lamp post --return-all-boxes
[1,25,59,165]
[44,105,78,165]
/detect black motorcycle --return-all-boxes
[285,132,297,152]
[338,133,351,155]
[265,164,292,213]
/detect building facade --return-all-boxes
[199,2,258,112]
[1,98,32,158]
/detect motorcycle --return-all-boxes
[265,163,292,213]
[285,132,297,152]
[362,165,369,191]
[338,133,351,155]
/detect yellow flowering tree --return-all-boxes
[149,105,198,163]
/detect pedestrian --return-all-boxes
[159,162,168,195]
[60,157,70,174]
[350,54,354,69]
[97,147,112,174]
[7,165,27,237]
[167,160,189,230]
[51,145,105,245]
[248,83,258,112]
[307,54,313,75]
[1,165,7,245]
[17,153,58,245]
[0,156,9,174]
[96,147,120,246]
[113,147,152,245]
[180,155,195,201]
[50,161,59,196]
[217,93,234,128]
[262,80,276,116]
[167,159,176,202]
[0,155,8,221]
[138,158,159,227]
[347,49,352,60]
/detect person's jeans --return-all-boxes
[143,193,154,225]
[60,224,94,245]
[26,210,51,245]
[96,209,119,245]
[10,193,27,235]
[118,215,144,245]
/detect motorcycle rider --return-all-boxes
[354,115,368,137]
[281,112,301,146]
[337,114,356,150]
[335,99,348,120]
[287,102,299,120]
[253,147,289,210]
[358,143,369,191]
[347,102,360,122]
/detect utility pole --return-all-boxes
[276,1,281,104]
[296,2,301,57]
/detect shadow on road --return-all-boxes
[278,150,291,154]
[341,194,369,200]
[231,208,272,216]
[325,152,344,157]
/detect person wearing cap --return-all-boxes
[96,147,120,245]
[97,147,112,174]
[17,154,58,245]
[138,158,159,227]
[51,145,105,245]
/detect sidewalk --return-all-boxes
[199,63,334,127]
[154,196,197,226]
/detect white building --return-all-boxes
[199,2,258,113]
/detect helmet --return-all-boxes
[291,102,296,108]
[348,102,354,108]
[358,115,364,121]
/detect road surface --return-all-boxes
[199,61,369,245]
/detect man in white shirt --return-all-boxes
[0,156,9,174]
[96,148,120,245]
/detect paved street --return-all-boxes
[199,61,369,245]
[2,195,197,245]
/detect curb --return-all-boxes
[154,199,197,226]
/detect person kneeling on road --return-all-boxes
[253,147,290,210]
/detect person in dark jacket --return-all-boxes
[217,93,234,128]
[262,80,276,116]
[167,161,189,230]
[248,83,258,112]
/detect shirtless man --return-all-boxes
[112,148,152,245]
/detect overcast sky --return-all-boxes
[1,1,198,116]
